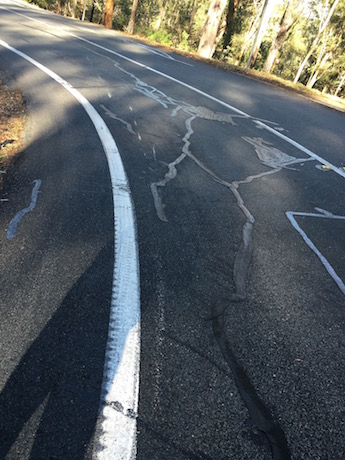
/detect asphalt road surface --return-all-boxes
[0,1,345,459]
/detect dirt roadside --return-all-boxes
[0,75,27,188]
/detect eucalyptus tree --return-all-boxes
[197,0,228,58]
[127,0,140,33]
[294,0,340,83]
[103,0,114,28]
[263,0,301,73]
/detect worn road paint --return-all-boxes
[254,121,345,179]
[286,209,345,296]
[7,179,42,239]
[242,137,311,169]
[0,38,140,460]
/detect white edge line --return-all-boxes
[60,33,345,181]
[0,38,140,460]
[3,2,345,180]
[286,211,345,296]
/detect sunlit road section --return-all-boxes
[0,1,345,459]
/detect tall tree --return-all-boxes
[235,0,267,65]
[155,0,168,30]
[263,0,300,73]
[334,74,345,96]
[197,0,228,58]
[127,0,140,34]
[103,0,114,28]
[222,0,240,50]
[246,0,275,69]
[294,0,340,83]
[187,0,199,34]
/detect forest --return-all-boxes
[26,0,345,99]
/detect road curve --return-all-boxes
[1,2,345,459]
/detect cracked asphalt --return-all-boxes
[1,1,345,459]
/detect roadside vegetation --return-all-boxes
[24,0,345,104]
[0,77,26,186]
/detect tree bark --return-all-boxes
[69,0,77,18]
[127,0,140,35]
[197,0,228,59]
[103,0,114,29]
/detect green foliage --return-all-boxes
[23,0,345,98]
[27,0,57,11]
[112,1,131,30]
[146,29,173,45]
[274,25,309,80]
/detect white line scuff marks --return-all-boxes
[0,38,140,460]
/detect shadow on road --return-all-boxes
[0,245,113,459]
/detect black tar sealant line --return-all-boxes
[212,299,291,460]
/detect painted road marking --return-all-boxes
[0,38,140,460]
[7,179,42,239]
[286,209,345,296]
[2,0,345,180]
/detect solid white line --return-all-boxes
[0,38,140,459]
[3,1,345,180]
[286,211,345,296]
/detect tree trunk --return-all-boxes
[155,0,168,31]
[263,0,299,73]
[187,0,199,35]
[306,40,329,88]
[236,8,261,65]
[103,0,114,29]
[197,0,228,59]
[222,0,240,50]
[294,0,340,84]
[334,74,345,97]
[69,0,77,18]
[294,35,319,83]
[127,0,140,35]
[247,0,275,69]
[90,0,95,22]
